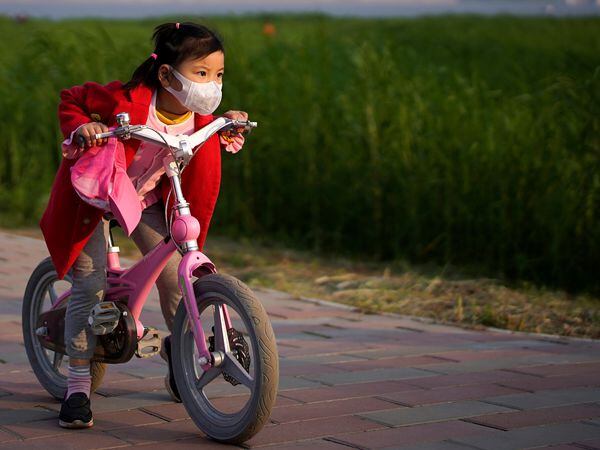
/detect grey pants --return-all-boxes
[64,200,182,360]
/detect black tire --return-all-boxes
[172,273,279,444]
[22,256,106,400]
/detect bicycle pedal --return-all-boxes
[88,302,121,335]
[135,327,161,358]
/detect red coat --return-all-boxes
[39,80,222,280]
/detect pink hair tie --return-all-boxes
[150,53,158,60]
[176,22,180,29]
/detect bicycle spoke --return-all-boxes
[224,353,253,389]
[212,304,230,353]
[52,352,63,369]
[195,367,222,390]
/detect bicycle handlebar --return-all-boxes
[75,112,257,165]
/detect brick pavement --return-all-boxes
[0,230,599,449]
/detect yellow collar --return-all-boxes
[155,107,193,125]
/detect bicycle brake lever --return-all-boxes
[223,120,257,136]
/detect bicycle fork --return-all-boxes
[178,249,223,371]
[167,158,231,371]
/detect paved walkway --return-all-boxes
[0,230,599,449]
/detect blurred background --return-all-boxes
[0,0,598,301]
[2,0,600,17]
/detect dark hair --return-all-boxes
[123,22,224,91]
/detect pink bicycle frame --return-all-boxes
[50,205,231,370]
[51,227,230,367]
[110,228,217,345]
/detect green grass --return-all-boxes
[0,14,599,292]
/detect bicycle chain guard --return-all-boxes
[37,300,138,364]
[95,301,138,364]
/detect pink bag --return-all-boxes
[70,137,142,236]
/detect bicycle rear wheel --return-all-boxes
[171,274,279,444]
[22,257,106,400]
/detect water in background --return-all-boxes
[1,0,599,19]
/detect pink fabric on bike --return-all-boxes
[61,124,88,160]
[70,136,141,236]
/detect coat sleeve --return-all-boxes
[57,80,122,140]
[58,82,96,140]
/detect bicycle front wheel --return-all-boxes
[171,273,279,444]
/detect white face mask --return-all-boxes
[164,66,222,115]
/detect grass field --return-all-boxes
[0,14,598,292]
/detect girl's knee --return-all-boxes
[156,260,180,291]
[71,271,107,304]
[156,278,181,305]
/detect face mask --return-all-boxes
[164,66,222,115]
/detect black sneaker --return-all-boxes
[58,392,93,429]
[160,335,181,403]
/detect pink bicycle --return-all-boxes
[22,113,279,444]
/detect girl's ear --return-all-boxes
[158,64,184,91]
[158,64,172,88]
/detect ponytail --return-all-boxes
[123,56,157,91]
[123,21,224,91]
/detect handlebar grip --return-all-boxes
[233,120,257,128]
[75,132,112,147]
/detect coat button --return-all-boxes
[82,217,90,224]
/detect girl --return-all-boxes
[39,21,248,428]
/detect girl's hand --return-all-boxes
[76,122,109,148]
[222,110,249,133]
[222,110,248,122]
[220,110,248,153]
